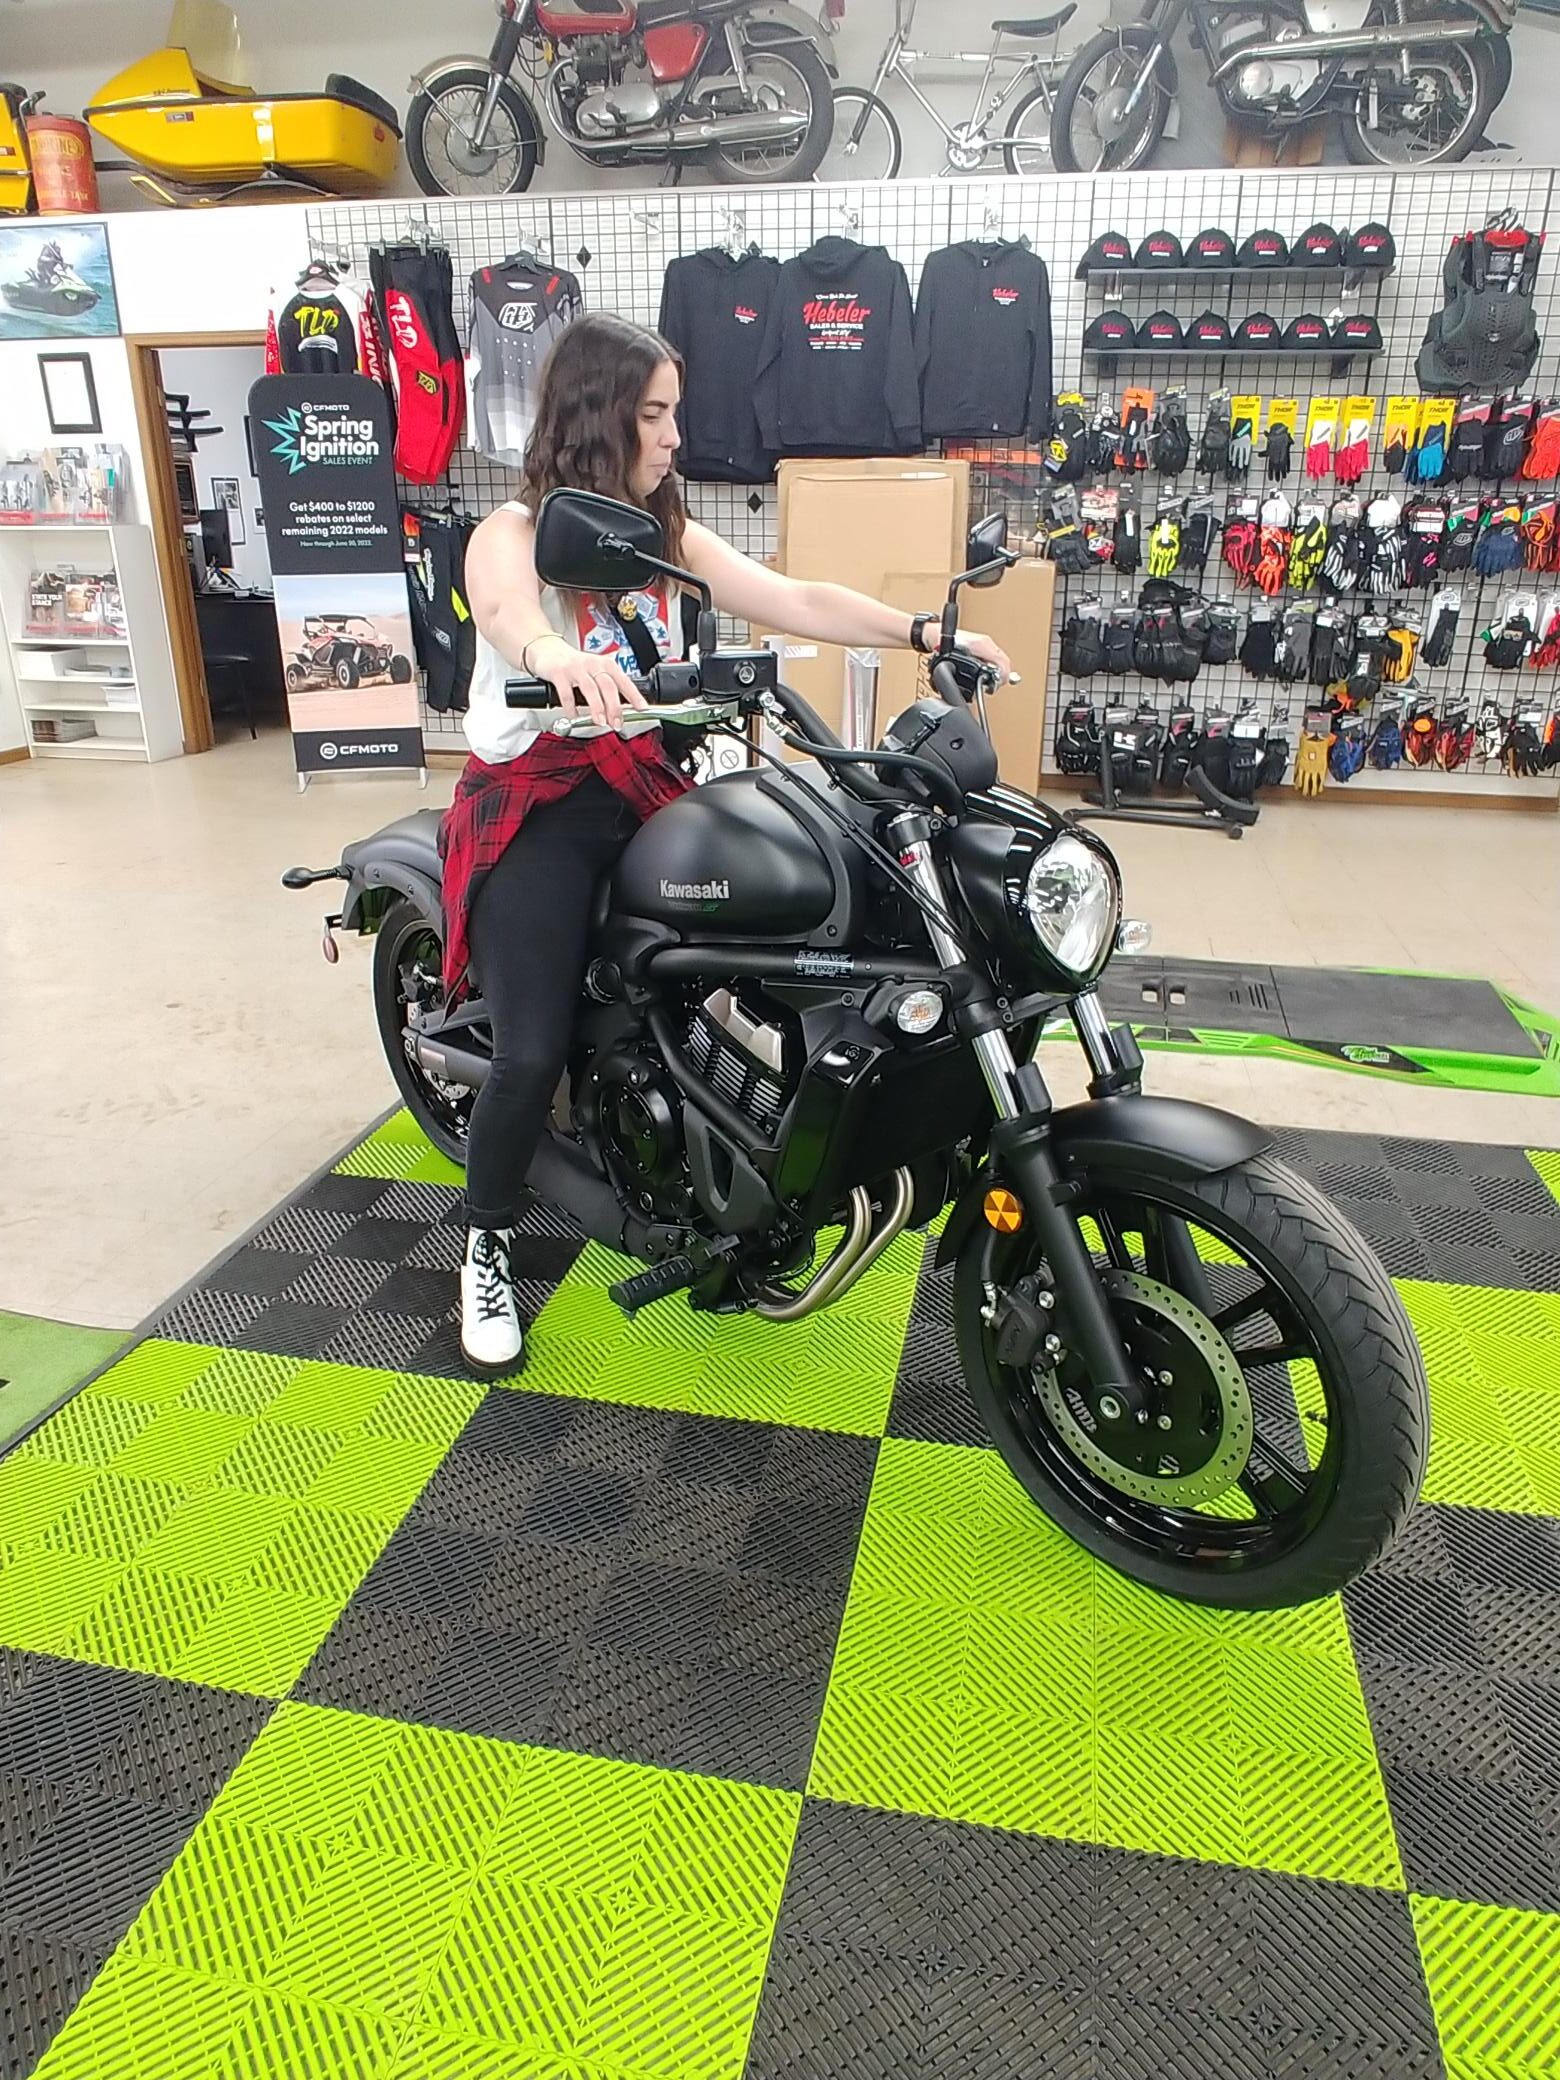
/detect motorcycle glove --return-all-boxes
[1275,610,1313,683]
[1294,729,1331,796]
[1529,598,1560,670]
[1146,514,1182,578]
[1227,414,1255,481]
[1240,611,1279,679]
[1060,603,1106,677]
[1113,504,1142,575]
[1367,712,1404,769]
[1335,415,1372,487]
[1441,502,1480,573]
[1448,404,1490,481]
[1054,699,1101,775]
[1160,707,1198,788]
[1226,726,1262,801]
[1381,624,1419,683]
[1203,604,1240,667]
[1046,398,1090,483]
[1364,497,1406,594]
[1435,711,1476,771]
[1151,391,1192,475]
[1132,608,1164,679]
[1504,717,1544,776]
[1488,399,1536,482]
[1483,616,1532,670]
[1047,520,1095,576]
[1263,423,1293,483]
[1321,517,1367,595]
[1222,516,1260,584]
[1260,732,1291,787]
[1181,504,1220,572]
[1310,611,1345,686]
[1410,422,1448,485]
[1402,705,1438,767]
[1329,723,1367,782]
[1402,500,1448,587]
[1522,497,1558,570]
[1476,701,1506,762]
[1522,403,1560,481]
[1304,415,1336,481]
[1088,409,1121,477]
[1288,511,1328,590]
[1199,396,1231,478]
[1102,611,1137,675]
[1474,507,1524,576]
[1422,589,1461,667]
[1119,402,1151,474]
[1255,524,1292,596]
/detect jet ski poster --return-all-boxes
[0,222,118,340]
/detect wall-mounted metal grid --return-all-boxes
[306,166,1560,800]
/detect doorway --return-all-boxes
[127,331,284,753]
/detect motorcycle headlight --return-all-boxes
[1023,836,1120,981]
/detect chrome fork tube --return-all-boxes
[1072,989,1121,1084]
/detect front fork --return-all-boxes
[470,8,527,148]
[891,812,1148,1418]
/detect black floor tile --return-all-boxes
[0,1929,101,2080]
[1386,1765,1560,1913]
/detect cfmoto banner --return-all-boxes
[250,374,424,779]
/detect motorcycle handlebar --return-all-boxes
[504,661,701,707]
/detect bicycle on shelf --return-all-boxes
[818,0,1076,181]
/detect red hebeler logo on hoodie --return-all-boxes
[803,295,872,349]
[992,286,1020,306]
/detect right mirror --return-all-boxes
[966,511,1009,586]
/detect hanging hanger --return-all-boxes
[836,201,861,237]
[980,202,1030,250]
[718,204,752,261]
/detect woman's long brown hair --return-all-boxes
[520,312,687,566]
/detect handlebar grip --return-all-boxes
[503,675,558,708]
[503,661,701,708]
[930,653,991,706]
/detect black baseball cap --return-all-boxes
[1296,221,1344,266]
[1236,310,1282,351]
[1346,222,1397,270]
[1135,309,1186,349]
[1332,311,1384,349]
[1283,311,1331,349]
[1076,229,1133,276]
[1134,228,1185,268]
[1083,309,1135,349]
[1187,225,1237,268]
[1187,308,1233,347]
[1238,227,1290,267]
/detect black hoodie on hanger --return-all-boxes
[657,246,780,484]
[915,240,1053,442]
[754,236,922,457]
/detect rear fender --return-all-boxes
[740,5,840,74]
[934,1095,1272,1269]
[340,860,441,936]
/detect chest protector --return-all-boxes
[1417,223,1544,394]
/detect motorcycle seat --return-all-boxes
[992,6,1077,34]
[342,808,444,886]
[325,72,400,133]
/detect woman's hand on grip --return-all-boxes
[528,634,647,727]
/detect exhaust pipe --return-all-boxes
[1212,17,1481,76]
[756,1168,914,1322]
[564,107,809,157]
[412,1033,491,1090]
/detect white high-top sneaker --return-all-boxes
[460,1227,525,1377]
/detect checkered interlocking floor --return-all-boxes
[2,1113,1559,2078]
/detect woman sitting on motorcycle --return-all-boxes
[448,309,1011,1376]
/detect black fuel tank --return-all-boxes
[612,769,837,938]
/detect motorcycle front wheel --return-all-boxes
[955,1150,1428,1609]
[706,44,835,183]
[1048,25,1171,174]
[1339,37,1500,164]
[407,69,541,198]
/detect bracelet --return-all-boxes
[910,611,937,655]
[520,633,565,674]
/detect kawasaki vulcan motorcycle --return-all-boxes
[1049,0,1514,171]
[286,489,1428,1610]
[407,0,835,196]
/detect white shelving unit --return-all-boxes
[0,525,182,762]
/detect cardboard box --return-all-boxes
[776,455,970,569]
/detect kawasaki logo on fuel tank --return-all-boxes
[660,878,729,902]
[263,401,383,475]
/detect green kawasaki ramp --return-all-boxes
[0,1115,1558,2077]
[1069,958,1560,1095]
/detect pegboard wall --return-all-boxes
[306,161,1560,801]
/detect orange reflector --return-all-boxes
[983,1188,1024,1232]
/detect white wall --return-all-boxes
[0,335,143,520]
[5,0,1556,196]
[159,342,272,589]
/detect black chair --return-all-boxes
[204,652,257,740]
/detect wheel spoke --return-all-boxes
[1211,1285,1278,1337]
[1238,1444,1311,1518]
[1234,1341,1309,1371]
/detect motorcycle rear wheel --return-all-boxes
[1339,36,1499,164]
[706,44,835,183]
[373,899,472,1166]
[407,69,540,198]
[955,1150,1428,1609]
[1048,25,1171,174]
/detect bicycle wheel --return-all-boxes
[1003,81,1055,172]
[816,87,901,181]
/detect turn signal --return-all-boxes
[983,1188,1024,1232]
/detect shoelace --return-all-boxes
[471,1232,515,1324]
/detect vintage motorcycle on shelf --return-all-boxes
[286,491,1429,1612]
[406,0,837,196]
[1048,0,1515,170]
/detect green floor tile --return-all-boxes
[335,1111,465,1185]
[520,1229,925,1437]
[41,1705,800,2080]
[811,1436,1400,1886]
[1396,1281,1552,1515]
[1414,1894,1560,2074]
[1528,1147,1560,1207]
[0,1347,478,1694]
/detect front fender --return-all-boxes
[934,1096,1272,1269]
[741,5,839,74]
[408,53,494,93]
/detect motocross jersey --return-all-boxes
[467,256,584,468]
[266,271,387,383]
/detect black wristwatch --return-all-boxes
[910,611,938,655]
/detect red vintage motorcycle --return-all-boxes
[408,0,837,195]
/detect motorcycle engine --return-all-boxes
[1212,11,1324,114]
[566,40,669,137]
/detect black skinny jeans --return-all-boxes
[463,772,638,1229]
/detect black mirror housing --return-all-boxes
[965,512,1011,588]
[533,487,667,592]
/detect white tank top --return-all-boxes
[462,500,686,764]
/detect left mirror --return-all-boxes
[533,488,666,592]
[965,511,1010,587]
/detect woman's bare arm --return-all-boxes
[465,505,645,723]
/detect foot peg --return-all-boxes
[609,1254,700,1318]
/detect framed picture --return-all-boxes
[38,351,101,435]
[0,222,120,340]
[212,474,245,545]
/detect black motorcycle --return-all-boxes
[286,489,1428,1610]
